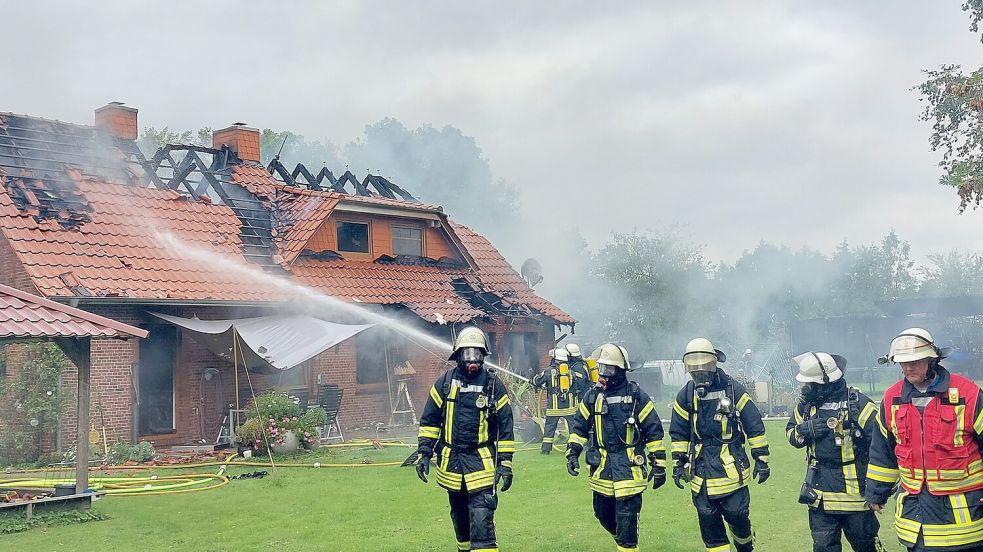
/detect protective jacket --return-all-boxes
[568,358,592,401]
[866,366,983,550]
[418,366,515,492]
[786,384,879,512]
[568,377,666,498]
[532,363,578,417]
[670,370,770,497]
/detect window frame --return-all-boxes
[391,224,423,257]
[336,220,371,254]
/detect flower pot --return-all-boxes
[270,430,300,455]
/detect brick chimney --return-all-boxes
[213,123,261,162]
[94,102,138,140]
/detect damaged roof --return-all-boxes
[0,110,574,326]
[0,281,148,339]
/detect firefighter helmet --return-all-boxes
[550,347,570,363]
[564,343,582,358]
[888,328,941,363]
[682,338,726,370]
[793,352,846,384]
[593,343,631,371]
[448,326,490,360]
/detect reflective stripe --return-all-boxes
[605,395,634,404]
[418,425,440,439]
[673,400,690,420]
[578,401,591,419]
[457,541,470,551]
[638,401,655,423]
[911,396,933,408]
[569,434,589,447]
[670,441,689,454]
[450,380,484,393]
[497,440,515,453]
[956,404,967,447]
[952,493,971,525]
[444,385,458,444]
[858,402,877,428]
[736,393,751,411]
[707,545,730,552]
[867,463,900,483]
[732,529,754,544]
[975,408,983,435]
[645,440,664,456]
[429,386,443,408]
[747,434,768,449]
[496,395,510,411]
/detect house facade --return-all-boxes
[0,103,573,449]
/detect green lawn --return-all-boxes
[3,421,905,551]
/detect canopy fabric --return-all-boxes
[151,312,372,373]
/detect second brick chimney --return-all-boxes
[213,123,261,162]
[94,102,138,140]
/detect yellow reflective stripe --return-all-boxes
[569,433,589,447]
[418,425,440,439]
[457,541,470,551]
[956,404,967,447]
[671,441,689,454]
[645,440,665,455]
[816,491,868,512]
[732,531,753,544]
[496,394,510,411]
[497,440,515,453]
[595,394,604,444]
[545,406,577,416]
[673,400,690,420]
[429,386,443,408]
[578,401,591,419]
[736,393,751,411]
[974,407,983,435]
[867,463,899,483]
[617,546,638,552]
[858,402,877,428]
[793,405,805,424]
[707,545,730,552]
[478,409,489,444]
[952,493,971,525]
[747,434,768,448]
[638,401,655,423]
[444,384,458,444]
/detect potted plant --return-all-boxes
[234,391,326,454]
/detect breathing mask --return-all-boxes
[458,347,484,379]
[597,362,624,390]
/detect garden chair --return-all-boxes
[317,384,344,443]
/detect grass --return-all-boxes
[1,421,907,551]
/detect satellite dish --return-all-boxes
[520,258,543,288]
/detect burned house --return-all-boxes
[0,103,573,449]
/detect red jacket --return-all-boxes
[883,372,983,495]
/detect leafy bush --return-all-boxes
[243,391,301,421]
[106,441,156,465]
[0,343,71,466]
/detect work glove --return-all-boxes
[796,418,831,444]
[495,460,513,492]
[672,462,689,489]
[566,443,582,477]
[647,453,667,490]
[753,459,770,484]
[416,449,431,483]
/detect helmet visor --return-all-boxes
[598,362,621,377]
[683,351,717,367]
[889,335,937,363]
[460,347,484,364]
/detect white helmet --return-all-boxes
[564,343,582,358]
[550,347,569,363]
[592,343,631,371]
[448,326,490,360]
[888,328,940,363]
[793,352,846,384]
[682,338,726,371]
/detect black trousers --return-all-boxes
[542,415,574,453]
[448,489,498,551]
[693,486,754,552]
[593,492,642,550]
[808,507,882,552]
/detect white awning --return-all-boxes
[151,312,372,373]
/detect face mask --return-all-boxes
[691,369,715,388]
[458,348,484,378]
[597,363,623,390]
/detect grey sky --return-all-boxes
[3,1,981,263]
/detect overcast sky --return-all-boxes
[3,1,981,263]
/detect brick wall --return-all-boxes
[0,232,39,293]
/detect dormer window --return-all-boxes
[337,221,369,253]
[392,225,422,257]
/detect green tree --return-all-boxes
[137,126,211,157]
[919,250,983,296]
[915,3,983,209]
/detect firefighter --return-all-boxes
[416,327,515,552]
[669,337,770,552]
[787,351,884,552]
[532,347,577,454]
[865,328,983,552]
[565,343,666,552]
[565,342,594,398]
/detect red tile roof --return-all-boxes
[451,222,575,324]
[0,172,278,301]
[0,282,147,338]
[0,112,574,326]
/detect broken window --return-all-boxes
[355,328,403,384]
[337,221,369,253]
[138,325,177,435]
[392,225,422,257]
